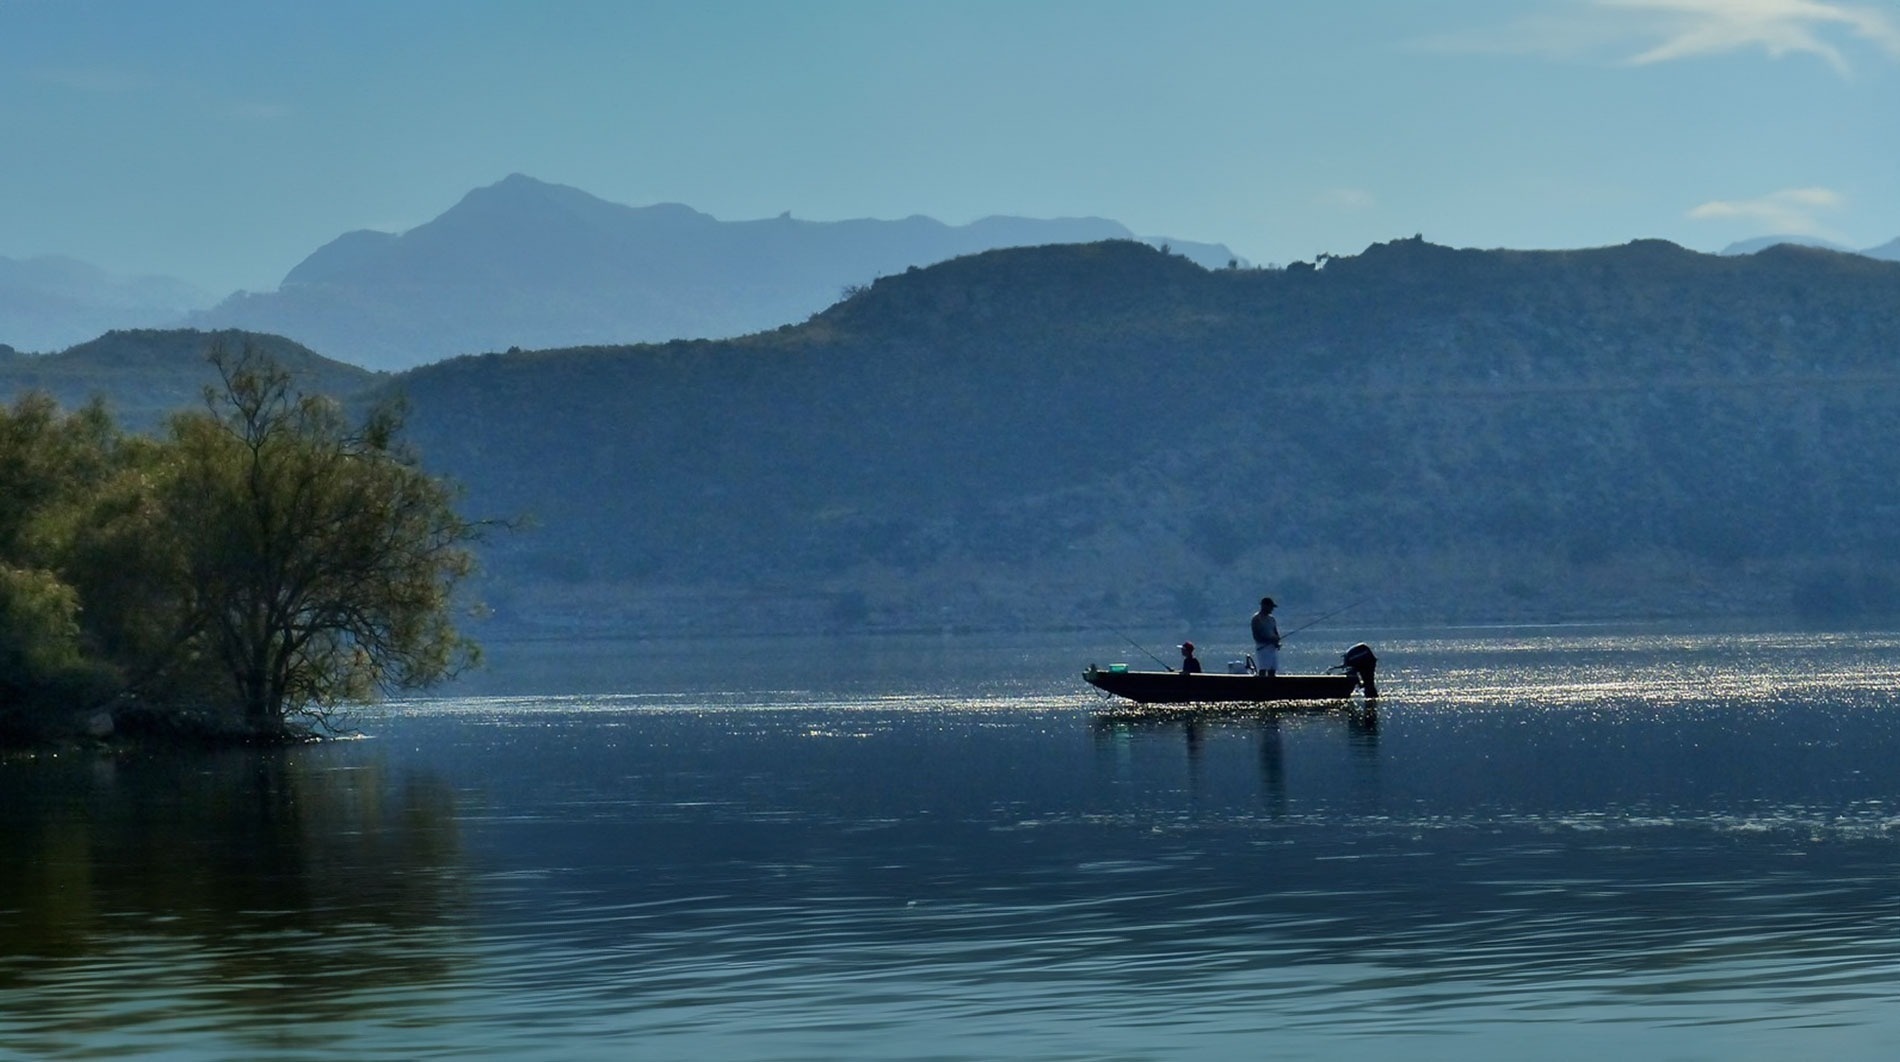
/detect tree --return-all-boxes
[154,345,483,731]
[0,394,123,732]
[0,565,92,729]
[0,392,119,559]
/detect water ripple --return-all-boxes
[12,631,1900,1058]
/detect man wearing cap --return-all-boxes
[1178,642,1202,674]
[1250,597,1280,678]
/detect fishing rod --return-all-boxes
[1111,629,1178,671]
[1279,597,1373,641]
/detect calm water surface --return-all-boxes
[7,628,1900,1060]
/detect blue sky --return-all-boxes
[3,0,1896,294]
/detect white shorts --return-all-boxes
[1254,645,1278,674]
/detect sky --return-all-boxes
[2,0,1896,295]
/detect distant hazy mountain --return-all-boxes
[1864,237,1900,262]
[193,174,1244,370]
[0,255,213,353]
[1720,234,1900,260]
[1718,235,1850,255]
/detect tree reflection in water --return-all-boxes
[0,746,466,1035]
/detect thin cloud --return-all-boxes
[1609,0,1900,73]
[1688,186,1845,234]
[1419,0,1900,74]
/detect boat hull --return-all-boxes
[1084,665,1358,704]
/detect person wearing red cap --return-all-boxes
[1178,642,1202,674]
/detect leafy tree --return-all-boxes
[0,566,90,724]
[0,393,118,558]
[150,345,484,731]
[0,394,125,732]
[58,434,204,709]
[0,349,485,745]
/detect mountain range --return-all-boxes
[188,175,1243,369]
[10,236,1900,638]
[6,173,1896,367]
[0,177,1238,361]
[1720,234,1900,258]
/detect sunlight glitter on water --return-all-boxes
[12,628,1900,1060]
[1378,630,1900,709]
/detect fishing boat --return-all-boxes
[1084,665,1354,704]
[1083,643,1379,705]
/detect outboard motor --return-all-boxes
[1341,642,1379,699]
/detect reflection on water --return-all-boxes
[8,628,1900,1059]
[1092,703,1381,821]
[0,748,465,1056]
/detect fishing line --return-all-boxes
[1279,597,1373,640]
[1111,629,1177,671]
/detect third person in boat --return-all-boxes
[1179,642,1202,674]
[1251,597,1280,678]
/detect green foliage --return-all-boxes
[0,345,482,744]
[0,565,105,731]
[0,395,125,732]
[153,345,481,728]
[0,392,118,559]
[58,434,216,714]
[0,566,83,675]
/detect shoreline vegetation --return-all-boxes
[0,345,483,751]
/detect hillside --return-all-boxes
[381,237,1900,635]
[10,239,1900,638]
[0,329,381,430]
[193,175,1241,370]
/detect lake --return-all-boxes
[6,627,1900,1060]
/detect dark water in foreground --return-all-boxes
[7,629,1900,1060]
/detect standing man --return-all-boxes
[1251,597,1280,678]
